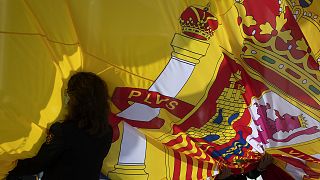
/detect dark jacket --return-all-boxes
[7,121,113,180]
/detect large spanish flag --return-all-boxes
[0,0,319,179]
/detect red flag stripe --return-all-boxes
[207,163,214,177]
[197,160,204,179]
[173,151,181,180]
[186,155,193,179]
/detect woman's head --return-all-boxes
[65,72,111,136]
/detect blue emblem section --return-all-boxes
[204,134,220,142]
[213,109,223,124]
[210,131,250,159]
[228,113,239,125]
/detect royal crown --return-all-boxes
[235,0,320,111]
[179,6,218,41]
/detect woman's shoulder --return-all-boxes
[48,121,82,144]
[49,121,77,135]
[49,121,64,134]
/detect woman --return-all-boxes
[7,72,113,180]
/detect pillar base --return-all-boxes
[108,164,149,180]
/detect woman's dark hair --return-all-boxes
[65,72,111,136]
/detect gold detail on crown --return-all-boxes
[234,1,320,117]
[287,0,320,22]
[240,40,320,120]
[298,115,307,128]
[179,7,217,40]
[287,0,320,59]
[235,1,319,77]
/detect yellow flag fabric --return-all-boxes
[0,0,319,179]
